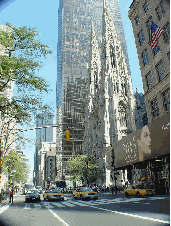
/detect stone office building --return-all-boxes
[128,0,170,124]
[112,0,170,194]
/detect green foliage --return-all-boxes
[0,22,53,124]
[2,150,30,184]
[66,155,104,184]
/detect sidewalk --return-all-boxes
[99,191,170,199]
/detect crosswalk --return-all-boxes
[18,196,170,210]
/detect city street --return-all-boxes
[0,193,170,226]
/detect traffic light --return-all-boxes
[65,129,70,142]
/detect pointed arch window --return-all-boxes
[118,103,127,127]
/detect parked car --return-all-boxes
[25,190,41,202]
[43,189,64,201]
[123,185,155,197]
[73,187,98,200]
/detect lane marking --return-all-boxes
[51,202,65,208]
[24,203,31,210]
[44,202,54,209]
[0,205,9,214]
[49,208,70,226]
[88,205,170,224]
[33,203,42,209]
[63,202,76,207]
[69,201,87,206]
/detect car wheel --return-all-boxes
[137,192,141,197]
[61,198,64,201]
[94,197,98,200]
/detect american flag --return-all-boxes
[149,21,164,49]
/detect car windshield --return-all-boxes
[27,190,39,194]
[80,187,93,192]
[25,184,34,189]
[48,189,61,193]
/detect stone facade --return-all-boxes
[128,0,170,123]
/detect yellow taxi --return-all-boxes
[73,187,98,200]
[123,185,155,197]
[43,189,64,201]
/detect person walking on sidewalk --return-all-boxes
[111,186,114,194]
[9,188,13,204]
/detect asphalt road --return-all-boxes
[0,193,170,226]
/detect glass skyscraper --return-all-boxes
[56,0,130,180]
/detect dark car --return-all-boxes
[25,189,41,202]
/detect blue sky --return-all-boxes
[0,0,143,181]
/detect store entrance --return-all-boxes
[159,178,166,194]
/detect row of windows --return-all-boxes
[142,41,169,68]
[135,0,167,25]
[151,88,170,121]
[145,59,168,92]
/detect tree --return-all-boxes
[0,22,53,125]
[66,155,104,185]
[2,150,30,184]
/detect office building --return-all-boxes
[34,112,55,185]
[128,0,170,123]
[111,0,170,194]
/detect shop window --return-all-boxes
[156,0,166,20]
[138,29,145,46]
[145,71,153,91]
[151,97,160,120]
[142,49,149,67]
[156,60,165,81]
[163,89,170,111]
[163,22,170,44]
[143,0,149,13]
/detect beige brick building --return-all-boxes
[128,0,170,123]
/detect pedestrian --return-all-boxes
[115,185,117,194]
[111,186,114,194]
[9,188,13,204]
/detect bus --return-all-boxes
[23,183,35,194]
